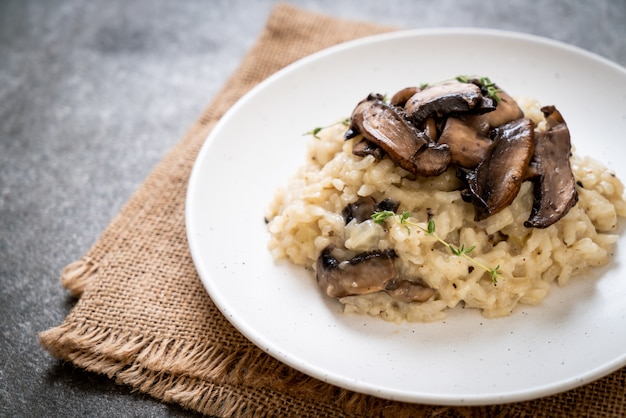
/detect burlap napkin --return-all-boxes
[40,4,625,417]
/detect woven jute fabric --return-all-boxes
[39,4,625,417]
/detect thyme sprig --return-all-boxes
[456,75,502,103]
[372,210,502,284]
[304,117,351,139]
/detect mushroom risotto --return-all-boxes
[265,76,626,322]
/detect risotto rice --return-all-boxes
[265,96,626,322]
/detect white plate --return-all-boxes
[186,28,626,405]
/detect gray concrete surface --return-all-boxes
[1,0,625,416]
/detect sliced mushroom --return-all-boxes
[438,117,492,168]
[376,197,401,213]
[384,279,436,303]
[404,81,483,125]
[421,117,439,142]
[342,196,400,224]
[411,142,451,176]
[352,138,385,160]
[390,86,420,107]
[484,90,525,128]
[465,118,536,221]
[316,246,434,303]
[473,96,498,114]
[316,246,398,298]
[524,106,578,228]
[460,89,524,136]
[342,196,377,224]
[346,94,433,175]
[344,93,385,140]
[434,87,523,170]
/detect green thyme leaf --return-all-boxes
[426,219,436,235]
[490,265,502,284]
[304,118,351,139]
[371,210,396,224]
[371,210,502,284]
[304,127,323,139]
[455,75,502,103]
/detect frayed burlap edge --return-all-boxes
[60,257,99,297]
[40,320,447,417]
[43,317,626,418]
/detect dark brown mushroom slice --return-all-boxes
[384,279,436,303]
[344,93,385,140]
[435,88,522,169]
[524,161,540,181]
[347,95,431,174]
[404,81,483,125]
[442,90,524,149]
[465,118,536,221]
[342,196,400,224]
[474,96,498,114]
[438,117,492,168]
[485,90,525,128]
[316,246,399,298]
[316,246,435,303]
[376,197,400,213]
[352,138,385,160]
[342,196,377,224]
[390,86,420,107]
[524,106,578,229]
[411,142,451,177]
[460,89,524,136]
[422,117,438,142]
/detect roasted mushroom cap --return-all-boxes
[316,246,435,303]
[460,89,524,135]
[438,117,492,168]
[437,88,524,169]
[344,93,385,140]
[346,94,451,176]
[404,81,483,125]
[524,106,578,228]
[464,118,536,221]
[316,247,397,298]
[390,86,420,107]
[411,142,451,176]
[346,95,427,172]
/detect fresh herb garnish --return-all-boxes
[305,127,323,138]
[304,118,351,139]
[372,210,502,284]
[455,75,502,103]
